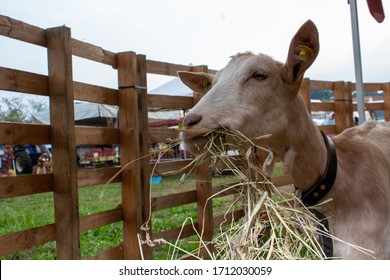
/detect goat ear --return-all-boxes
[177,71,214,94]
[283,20,319,85]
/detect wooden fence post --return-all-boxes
[47,26,80,259]
[195,159,213,258]
[117,51,143,259]
[334,81,353,134]
[136,54,153,259]
[344,82,354,128]
[383,83,390,122]
[191,65,214,259]
[300,78,311,112]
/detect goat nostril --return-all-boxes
[183,113,202,127]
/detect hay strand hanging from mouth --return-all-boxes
[147,127,329,259]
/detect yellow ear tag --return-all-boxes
[202,81,211,92]
[298,45,314,59]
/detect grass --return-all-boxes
[0,173,244,260]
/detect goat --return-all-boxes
[178,20,390,259]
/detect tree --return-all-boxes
[0,96,48,123]
[28,98,49,116]
[0,96,29,122]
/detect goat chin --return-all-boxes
[180,134,208,155]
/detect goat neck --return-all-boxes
[268,96,328,191]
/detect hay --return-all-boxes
[211,186,326,260]
[141,127,334,260]
[101,125,372,259]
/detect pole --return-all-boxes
[349,0,366,124]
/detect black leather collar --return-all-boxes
[294,130,337,259]
[300,130,338,206]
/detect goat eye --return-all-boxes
[251,71,268,81]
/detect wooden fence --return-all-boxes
[1,15,390,260]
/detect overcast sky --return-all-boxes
[1,0,389,94]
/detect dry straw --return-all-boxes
[109,127,372,259]
[141,128,334,260]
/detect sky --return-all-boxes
[1,0,389,97]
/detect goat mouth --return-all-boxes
[179,129,211,154]
[179,127,232,154]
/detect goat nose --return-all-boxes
[183,113,202,127]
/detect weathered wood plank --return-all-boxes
[311,102,335,112]
[77,167,121,187]
[47,26,80,260]
[299,78,311,111]
[73,81,118,105]
[86,243,124,260]
[152,223,196,241]
[148,94,194,110]
[334,82,350,133]
[363,83,384,91]
[136,54,153,259]
[149,127,180,144]
[0,15,46,47]
[75,126,119,145]
[0,174,53,199]
[310,80,335,90]
[79,208,123,233]
[196,160,213,259]
[0,224,55,257]
[344,81,354,129]
[152,190,197,212]
[0,69,119,105]
[71,38,117,68]
[350,82,384,92]
[365,102,384,111]
[146,60,193,76]
[117,51,143,259]
[150,159,193,175]
[0,123,50,144]
[0,67,48,96]
[384,83,390,121]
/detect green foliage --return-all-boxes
[152,204,197,233]
[351,90,383,98]
[311,88,384,101]
[310,89,333,101]
[0,193,55,236]
[0,96,48,123]
[80,222,123,259]
[0,97,30,122]
[28,98,49,115]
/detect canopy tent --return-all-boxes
[32,77,194,127]
[31,101,184,127]
[148,77,193,125]
[147,78,192,159]
[32,102,118,126]
[149,77,193,97]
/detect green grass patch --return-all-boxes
[0,173,247,260]
[80,222,123,259]
[0,193,55,235]
[1,241,57,260]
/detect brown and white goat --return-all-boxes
[178,20,390,259]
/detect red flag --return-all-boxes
[367,0,385,23]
